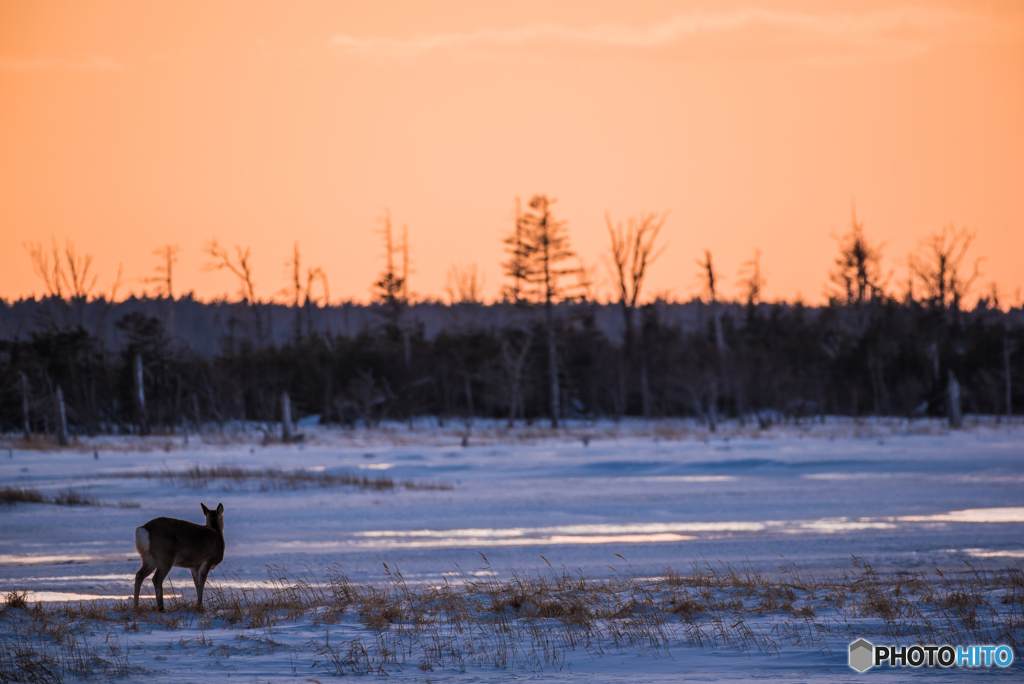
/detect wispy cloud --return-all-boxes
[0,55,125,72]
[329,7,1014,62]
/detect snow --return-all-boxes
[2,419,1023,681]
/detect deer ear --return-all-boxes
[201,503,210,515]
[216,503,224,514]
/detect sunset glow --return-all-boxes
[2,1,1022,305]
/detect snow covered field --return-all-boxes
[2,419,1023,681]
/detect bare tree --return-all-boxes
[25,238,99,299]
[508,195,580,427]
[303,265,329,337]
[445,264,486,304]
[205,240,262,343]
[1006,328,1014,419]
[500,327,533,427]
[697,250,727,354]
[146,245,180,298]
[93,263,125,344]
[696,250,729,430]
[827,207,888,305]
[281,242,327,339]
[25,239,65,300]
[286,242,304,340]
[372,210,413,367]
[575,256,598,303]
[605,211,667,351]
[910,225,983,311]
[144,244,180,339]
[401,223,410,303]
[21,372,31,439]
[501,198,529,304]
[25,237,100,326]
[737,249,766,307]
[373,210,407,311]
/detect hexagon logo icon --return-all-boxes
[849,639,874,672]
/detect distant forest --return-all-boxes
[2,198,1022,436]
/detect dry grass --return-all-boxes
[50,489,99,506]
[108,464,452,492]
[0,598,141,682]
[0,487,45,505]
[2,557,1021,678]
[0,487,105,507]
[4,591,29,610]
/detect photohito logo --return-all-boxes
[848,639,1014,671]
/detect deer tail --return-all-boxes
[134,526,150,557]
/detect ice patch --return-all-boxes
[803,473,889,480]
[0,573,131,583]
[357,463,394,470]
[797,519,896,533]
[961,548,1024,559]
[0,554,133,566]
[636,475,736,483]
[548,534,694,544]
[357,533,695,549]
[898,507,1024,523]
[18,591,136,603]
[361,521,767,539]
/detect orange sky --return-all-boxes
[2,1,1022,306]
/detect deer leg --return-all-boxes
[134,560,155,609]
[153,566,170,613]
[195,562,211,611]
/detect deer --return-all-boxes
[133,503,225,613]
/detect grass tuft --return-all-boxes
[0,487,45,505]
[4,591,29,610]
[107,464,452,492]
[51,489,100,506]
[1,486,104,507]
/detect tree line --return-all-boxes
[3,198,1021,437]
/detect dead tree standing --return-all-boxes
[21,372,31,440]
[827,206,888,306]
[507,195,579,428]
[205,240,262,344]
[372,210,412,367]
[737,249,766,308]
[698,251,727,430]
[25,238,99,327]
[947,371,962,428]
[55,385,69,446]
[501,199,528,304]
[698,251,726,354]
[910,225,983,313]
[500,327,533,427]
[606,211,667,418]
[146,245,180,338]
[282,242,330,340]
[1005,329,1013,419]
[911,225,985,413]
[281,391,293,442]
[135,353,148,435]
[445,264,486,304]
[605,211,667,354]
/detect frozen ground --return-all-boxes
[1,418,1022,681]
